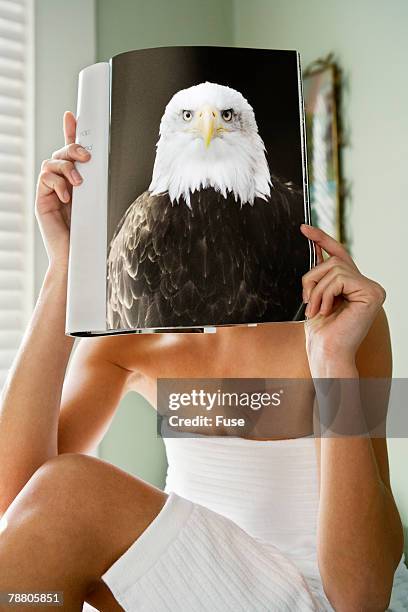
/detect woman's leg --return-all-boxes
[0,453,167,611]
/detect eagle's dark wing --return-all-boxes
[107,181,311,330]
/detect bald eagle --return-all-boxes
[107,81,309,330]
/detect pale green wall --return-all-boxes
[97,0,408,545]
[97,0,234,60]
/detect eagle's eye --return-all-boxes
[221,109,233,122]
[182,110,193,122]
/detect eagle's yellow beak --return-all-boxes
[197,106,217,148]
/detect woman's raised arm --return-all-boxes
[0,112,91,514]
[301,224,404,611]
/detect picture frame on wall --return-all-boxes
[303,54,345,243]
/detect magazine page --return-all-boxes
[107,46,313,332]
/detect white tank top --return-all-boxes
[164,435,319,576]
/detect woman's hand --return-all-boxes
[35,111,91,270]
[300,224,386,370]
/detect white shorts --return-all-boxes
[101,492,319,611]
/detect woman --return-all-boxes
[0,111,407,611]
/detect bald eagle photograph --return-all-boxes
[106,47,312,332]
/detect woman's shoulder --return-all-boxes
[76,332,161,374]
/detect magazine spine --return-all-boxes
[296,52,316,271]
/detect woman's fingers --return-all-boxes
[40,171,71,203]
[34,112,89,263]
[52,142,91,163]
[302,256,348,303]
[36,113,90,214]
[306,267,349,317]
[301,224,357,269]
[301,224,362,316]
[304,258,386,318]
[41,159,83,187]
[63,111,76,146]
[37,159,83,207]
[319,278,344,315]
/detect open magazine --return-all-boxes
[66,46,314,336]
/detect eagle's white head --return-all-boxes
[148,81,272,207]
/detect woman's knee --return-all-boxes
[0,454,106,546]
[17,453,100,513]
[0,455,88,532]
[32,453,101,495]
[2,452,166,549]
[0,454,121,567]
[0,455,115,589]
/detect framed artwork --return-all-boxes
[303,54,344,243]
